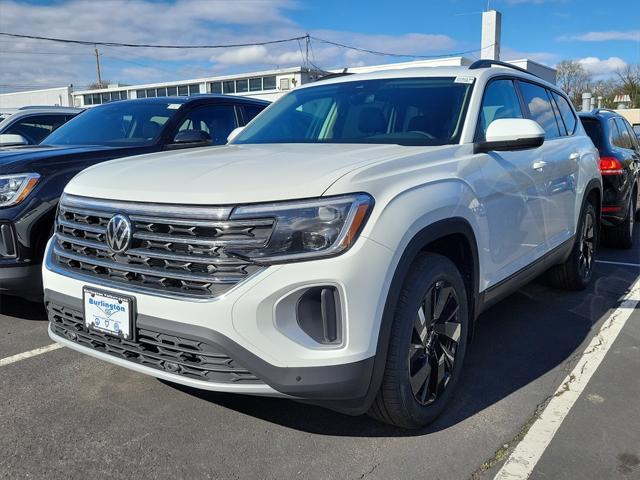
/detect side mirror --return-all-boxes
[474,118,545,154]
[227,126,245,143]
[170,129,212,147]
[0,133,29,147]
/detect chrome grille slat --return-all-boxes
[53,195,269,299]
[132,230,267,247]
[128,215,273,228]
[58,217,107,234]
[54,244,243,284]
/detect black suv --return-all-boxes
[579,110,640,248]
[0,95,268,299]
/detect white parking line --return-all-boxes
[595,259,640,268]
[0,343,63,367]
[494,274,640,480]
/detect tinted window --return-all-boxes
[242,105,266,124]
[262,76,277,90]
[614,117,634,149]
[223,81,235,94]
[178,85,189,96]
[519,81,560,138]
[548,92,567,136]
[5,114,70,144]
[234,77,473,146]
[622,120,640,150]
[553,92,578,135]
[580,117,604,150]
[478,79,523,140]
[176,105,236,145]
[236,79,248,93]
[209,82,222,94]
[249,78,262,92]
[43,102,179,146]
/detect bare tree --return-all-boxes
[590,78,619,108]
[87,80,113,90]
[556,60,591,107]
[616,64,640,108]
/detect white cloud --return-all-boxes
[559,30,640,42]
[578,56,628,76]
[500,46,560,66]
[0,0,461,92]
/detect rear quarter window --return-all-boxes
[552,92,577,135]
[580,117,604,150]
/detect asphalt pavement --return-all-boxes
[1,230,639,480]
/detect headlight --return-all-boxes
[228,193,374,263]
[0,173,40,208]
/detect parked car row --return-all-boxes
[0,106,82,147]
[2,61,639,429]
[0,94,268,299]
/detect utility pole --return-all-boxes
[94,47,103,88]
[305,34,310,71]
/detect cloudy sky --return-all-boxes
[0,0,638,93]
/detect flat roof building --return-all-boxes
[0,57,557,109]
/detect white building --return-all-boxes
[0,57,556,109]
[0,85,74,108]
[70,66,325,108]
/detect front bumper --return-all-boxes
[0,262,42,297]
[43,235,393,406]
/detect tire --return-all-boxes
[605,196,635,249]
[546,201,598,290]
[368,253,469,429]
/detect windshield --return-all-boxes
[233,77,473,146]
[42,101,180,147]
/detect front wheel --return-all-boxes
[546,201,598,290]
[368,253,469,429]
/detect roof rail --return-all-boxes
[314,70,354,82]
[592,108,617,115]
[468,59,539,78]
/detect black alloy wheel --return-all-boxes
[578,207,596,280]
[409,280,461,406]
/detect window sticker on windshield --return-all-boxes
[454,76,475,84]
[167,104,181,109]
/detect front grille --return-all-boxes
[52,195,272,298]
[48,301,262,384]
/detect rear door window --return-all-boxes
[241,104,266,125]
[518,81,561,139]
[613,118,634,150]
[5,114,69,144]
[176,105,237,145]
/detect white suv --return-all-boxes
[43,61,601,428]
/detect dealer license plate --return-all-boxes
[83,288,134,340]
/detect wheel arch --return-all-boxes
[347,217,480,416]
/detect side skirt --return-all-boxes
[478,236,575,313]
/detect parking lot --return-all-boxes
[1,230,639,480]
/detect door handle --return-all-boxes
[531,160,547,171]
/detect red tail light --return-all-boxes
[599,156,623,175]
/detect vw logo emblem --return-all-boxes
[106,214,132,254]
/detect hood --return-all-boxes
[65,143,419,204]
[0,144,124,174]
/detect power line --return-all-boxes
[0,31,308,49]
[0,31,487,60]
[309,36,488,59]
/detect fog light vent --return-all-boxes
[296,286,342,345]
[0,224,17,258]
